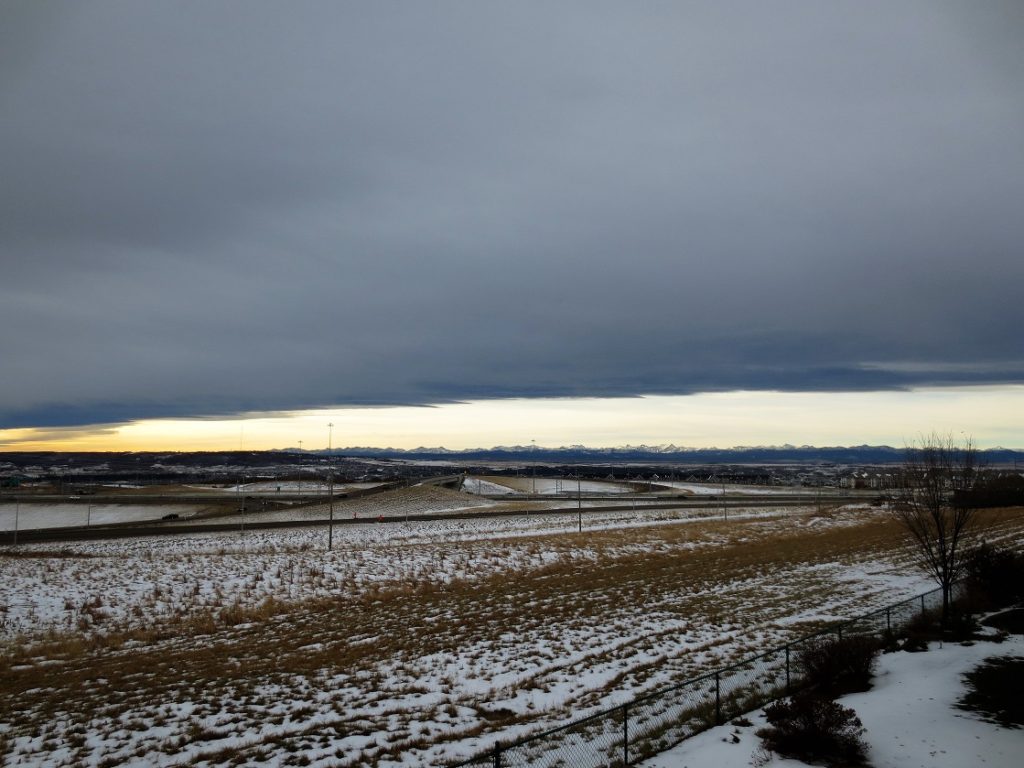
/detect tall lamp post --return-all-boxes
[13,501,18,547]
[721,476,728,521]
[327,472,334,551]
[531,439,536,495]
[577,469,582,533]
[238,476,246,537]
[328,422,334,455]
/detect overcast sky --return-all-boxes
[2,2,1023,441]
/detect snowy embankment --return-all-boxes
[657,481,839,496]
[199,480,385,495]
[0,503,821,641]
[0,503,202,531]
[463,476,636,495]
[3,505,1021,767]
[643,632,1024,768]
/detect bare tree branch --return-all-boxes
[889,433,980,623]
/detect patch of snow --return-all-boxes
[643,634,1024,768]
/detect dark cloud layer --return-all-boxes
[2,2,1023,429]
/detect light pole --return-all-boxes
[87,505,92,528]
[298,440,303,453]
[238,476,246,537]
[328,423,334,455]
[13,501,18,547]
[531,439,536,495]
[327,472,334,551]
[577,469,582,533]
[721,476,728,521]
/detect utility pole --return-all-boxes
[298,440,303,453]
[328,423,334,455]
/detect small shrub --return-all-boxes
[944,608,981,642]
[799,635,881,696]
[891,633,929,653]
[883,608,941,651]
[758,694,868,766]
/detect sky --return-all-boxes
[2,2,1023,451]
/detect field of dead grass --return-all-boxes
[0,505,1022,767]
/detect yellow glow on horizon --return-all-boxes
[2,385,1023,452]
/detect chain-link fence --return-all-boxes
[449,583,957,767]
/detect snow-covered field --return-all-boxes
[463,475,636,495]
[643,633,1024,768]
[1,504,1022,767]
[655,481,839,496]
[0,503,826,639]
[0,502,203,531]
[198,481,385,495]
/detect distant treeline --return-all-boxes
[3,445,1022,470]
[956,473,1024,508]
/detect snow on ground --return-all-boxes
[245,485,503,523]
[463,477,518,495]
[657,481,836,496]
[465,476,635,494]
[0,503,202,531]
[0,504,825,640]
[642,632,1024,768]
[3,505,1021,767]
[193,481,384,494]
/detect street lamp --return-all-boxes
[13,501,18,547]
[327,472,334,551]
[238,475,246,537]
[531,439,536,495]
[328,423,334,455]
[721,476,727,521]
[577,469,582,533]
[87,505,92,528]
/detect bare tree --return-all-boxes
[889,433,980,624]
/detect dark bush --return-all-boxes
[966,544,1024,609]
[799,635,881,696]
[944,607,981,641]
[758,694,868,766]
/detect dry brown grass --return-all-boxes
[1,506,1021,767]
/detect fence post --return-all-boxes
[448,585,949,768]
[623,703,629,765]
[715,671,722,725]
[785,645,790,694]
